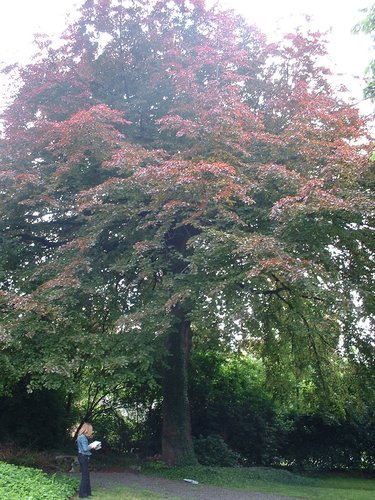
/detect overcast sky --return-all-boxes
[0,0,373,113]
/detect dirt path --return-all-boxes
[86,471,301,499]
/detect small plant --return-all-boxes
[0,461,78,499]
[193,434,241,466]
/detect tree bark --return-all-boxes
[161,317,197,465]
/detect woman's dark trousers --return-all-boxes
[78,453,91,497]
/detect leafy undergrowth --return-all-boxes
[0,444,58,471]
[0,461,78,500]
[143,463,375,500]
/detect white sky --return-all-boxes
[0,0,374,113]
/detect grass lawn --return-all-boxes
[4,449,374,500]
[72,464,375,499]
[141,464,375,500]
[73,486,180,499]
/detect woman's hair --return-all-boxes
[71,422,93,438]
[78,422,93,437]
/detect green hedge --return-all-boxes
[194,434,241,466]
[0,462,78,499]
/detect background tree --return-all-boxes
[189,353,276,465]
[354,4,375,100]
[0,0,374,465]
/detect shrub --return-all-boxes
[277,413,375,471]
[93,409,135,452]
[189,353,277,465]
[193,434,241,466]
[0,382,70,449]
[0,461,78,499]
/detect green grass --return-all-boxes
[73,486,180,499]
[3,449,374,500]
[142,463,375,500]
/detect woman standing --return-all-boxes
[75,422,98,498]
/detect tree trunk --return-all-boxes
[161,318,197,465]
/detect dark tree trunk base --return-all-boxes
[162,318,197,466]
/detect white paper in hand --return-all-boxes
[90,440,102,450]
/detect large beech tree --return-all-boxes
[1,0,374,464]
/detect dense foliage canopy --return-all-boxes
[0,0,374,465]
